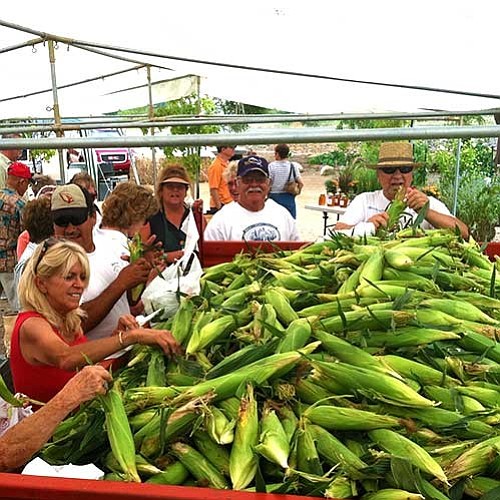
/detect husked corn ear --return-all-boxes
[171,441,228,489]
[254,405,290,468]
[304,405,401,431]
[100,386,140,483]
[310,424,368,479]
[445,435,500,480]
[369,429,448,483]
[311,360,435,408]
[145,461,189,485]
[229,384,259,490]
[362,489,424,500]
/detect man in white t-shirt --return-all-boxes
[335,142,469,238]
[204,155,300,242]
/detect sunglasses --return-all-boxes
[380,166,414,175]
[53,212,88,228]
[33,237,59,274]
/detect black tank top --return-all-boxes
[148,207,189,252]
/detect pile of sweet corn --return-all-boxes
[39,228,500,499]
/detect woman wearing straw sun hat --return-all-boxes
[335,141,468,238]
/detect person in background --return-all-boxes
[0,162,31,309]
[17,175,57,259]
[224,160,239,202]
[69,172,101,226]
[0,134,23,190]
[0,365,112,472]
[335,141,469,238]
[140,165,204,264]
[10,239,181,404]
[84,182,158,340]
[51,184,151,335]
[207,145,235,213]
[12,197,54,311]
[204,155,300,241]
[268,143,304,219]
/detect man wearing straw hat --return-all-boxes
[335,141,468,238]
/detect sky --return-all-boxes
[1,0,500,117]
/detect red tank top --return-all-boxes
[10,311,88,404]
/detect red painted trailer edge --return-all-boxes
[0,473,318,500]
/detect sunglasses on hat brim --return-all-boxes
[379,166,414,174]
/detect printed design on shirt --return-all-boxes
[242,223,281,241]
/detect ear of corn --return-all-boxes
[128,233,145,303]
[100,386,141,483]
[193,430,231,475]
[146,348,166,387]
[277,404,299,443]
[420,298,498,325]
[186,315,237,354]
[295,419,323,476]
[464,476,500,498]
[324,476,357,499]
[304,405,401,431]
[145,461,189,485]
[254,405,290,468]
[309,424,368,479]
[204,406,235,445]
[277,317,313,353]
[359,248,385,285]
[369,429,448,483]
[229,384,259,490]
[170,297,195,345]
[311,360,435,408]
[171,441,229,489]
[264,288,299,325]
[362,489,424,500]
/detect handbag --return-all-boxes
[283,162,301,196]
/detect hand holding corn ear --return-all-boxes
[377,186,407,234]
[128,233,148,302]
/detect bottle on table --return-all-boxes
[318,193,326,206]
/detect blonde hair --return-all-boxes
[224,160,238,182]
[18,239,90,337]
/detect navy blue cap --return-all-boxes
[237,155,269,177]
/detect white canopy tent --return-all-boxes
[1,0,500,118]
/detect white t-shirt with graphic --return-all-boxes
[338,189,452,236]
[204,199,300,241]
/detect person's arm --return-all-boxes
[209,188,222,210]
[334,193,383,236]
[0,365,112,472]
[80,259,151,332]
[20,316,182,371]
[406,188,469,239]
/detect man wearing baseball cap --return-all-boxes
[204,155,299,241]
[0,161,32,308]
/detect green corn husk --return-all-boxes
[310,424,368,479]
[445,435,500,480]
[186,314,237,354]
[146,348,166,387]
[325,476,358,499]
[145,461,189,485]
[218,397,240,420]
[381,186,407,234]
[104,451,162,477]
[170,297,195,345]
[369,429,448,483]
[100,386,140,483]
[277,405,299,443]
[229,384,259,490]
[464,476,500,498]
[310,360,435,408]
[295,377,337,405]
[423,386,486,415]
[295,419,323,476]
[204,406,235,445]
[0,373,24,407]
[364,326,461,348]
[193,430,231,475]
[362,489,424,500]
[304,405,401,431]
[264,287,299,325]
[277,317,313,353]
[171,441,229,489]
[254,404,290,468]
[420,298,498,324]
[128,233,145,303]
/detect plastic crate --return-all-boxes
[0,473,320,500]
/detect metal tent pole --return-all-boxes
[47,40,65,180]
[452,118,463,216]
[147,65,157,185]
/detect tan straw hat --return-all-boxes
[368,141,422,169]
